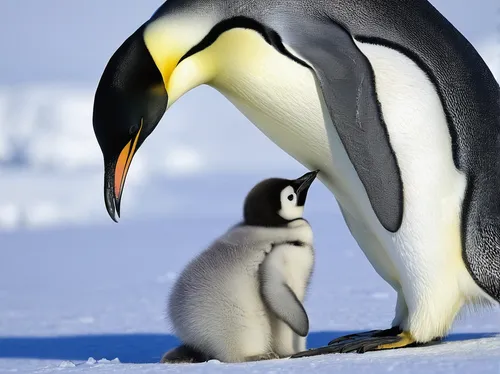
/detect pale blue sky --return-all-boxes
[0,0,498,84]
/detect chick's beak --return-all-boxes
[295,170,320,197]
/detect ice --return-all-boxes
[97,358,121,364]
[59,360,77,368]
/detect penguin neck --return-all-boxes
[242,216,304,228]
[243,218,290,228]
[205,27,335,178]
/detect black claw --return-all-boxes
[326,335,392,354]
[290,328,444,359]
[290,327,406,359]
[327,329,382,345]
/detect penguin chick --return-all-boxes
[162,170,319,364]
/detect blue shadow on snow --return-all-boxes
[0,331,497,364]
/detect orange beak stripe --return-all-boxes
[114,120,143,200]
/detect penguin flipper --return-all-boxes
[278,18,403,232]
[259,250,309,337]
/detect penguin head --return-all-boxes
[243,170,319,227]
[93,24,168,221]
[93,5,224,221]
[93,1,311,221]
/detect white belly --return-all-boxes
[354,41,492,339]
[265,243,313,356]
[209,28,398,286]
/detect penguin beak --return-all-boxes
[103,123,144,222]
[294,170,320,203]
[93,23,168,222]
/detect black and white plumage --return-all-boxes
[93,0,500,356]
[162,171,318,363]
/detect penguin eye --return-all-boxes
[129,124,139,135]
[278,186,303,221]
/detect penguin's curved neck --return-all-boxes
[243,219,291,228]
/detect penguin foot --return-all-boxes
[290,327,441,358]
[160,344,209,364]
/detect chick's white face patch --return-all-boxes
[279,186,304,220]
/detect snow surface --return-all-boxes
[1,0,500,373]
[0,184,499,373]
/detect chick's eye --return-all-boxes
[287,194,294,201]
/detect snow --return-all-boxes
[0,192,499,373]
[1,0,500,373]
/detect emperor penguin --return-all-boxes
[161,170,318,363]
[92,0,500,356]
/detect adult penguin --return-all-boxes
[92,0,500,356]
